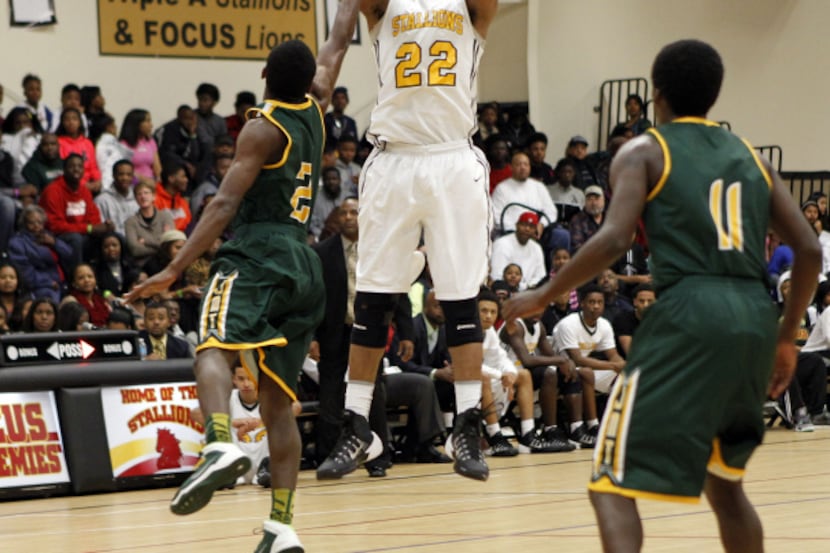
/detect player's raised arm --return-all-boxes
[311,0,362,112]
[468,0,499,38]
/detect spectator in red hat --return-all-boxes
[490,211,546,290]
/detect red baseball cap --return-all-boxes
[517,211,540,225]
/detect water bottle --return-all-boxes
[138,338,148,360]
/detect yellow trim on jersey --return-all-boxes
[672,116,721,127]
[257,347,298,403]
[707,438,746,482]
[645,128,672,202]
[740,138,773,190]
[255,105,293,169]
[195,336,288,353]
[588,475,701,505]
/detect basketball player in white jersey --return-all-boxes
[317,0,499,482]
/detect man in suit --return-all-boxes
[139,301,192,360]
[311,197,393,475]
[400,290,455,415]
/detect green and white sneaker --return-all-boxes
[170,442,251,515]
[254,520,304,553]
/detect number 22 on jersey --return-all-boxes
[709,179,744,252]
[395,41,457,88]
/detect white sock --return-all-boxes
[486,423,501,437]
[569,421,582,433]
[521,419,535,436]
[587,418,599,429]
[344,380,374,419]
[443,412,455,430]
[454,380,482,413]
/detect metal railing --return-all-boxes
[594,78,648,150]
[782,171,830,205]
[755,145,783,173]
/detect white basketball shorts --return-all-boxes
[356,139,491,301]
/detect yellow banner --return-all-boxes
[97,0,318,61]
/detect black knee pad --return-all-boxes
[441,298,483,347]
[351,292,398,348]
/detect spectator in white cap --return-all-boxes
[569,185,606,252]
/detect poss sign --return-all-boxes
[97,0,318,60]
[0,331,140,366]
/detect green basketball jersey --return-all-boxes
[233,96,325,242]
[642,117,772,292]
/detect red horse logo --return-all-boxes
[156,428,183,470]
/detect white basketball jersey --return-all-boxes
[229,389,266,445]
[504,318,543,369]
[368,0,485,145]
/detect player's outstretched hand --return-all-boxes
[768,340,797,399]
[124,266,179,305]
[502,288,548,324]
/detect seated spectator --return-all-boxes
[546,159,585,220]
[93,114,133,193]
[472,102,500,150]
[547,248,579,310]
[7,205,73,303]
[499,105,535,150]
[144,229,187,278]
[55,108,101,194]
[119,109,161,187]
[56,300,90,331]
[569,185,606,252]
[477,289,560,455]
[527,132,555,185]
[490,211,547,290]
[95,160,139,236]
[560,135,599,190]
[552,284,626,448]
[80,85,109,139]
[55,84,87,135]
[106,306,135,330]
[192,363,271,485]
[18,74,56,133]
[155,105,202,184]
[194,133,234,185]
[502,263,522,294]
[324,87,358,149]
[189,153,231,219]
[39,154,114,267]
[21,297,58,333]
[767,230,793,286]
[802,199,821,236]
[0,261,31,332]
[225,91,256,143]
[194,83,227,149]
[95,232,139,298]
[334,135,361,194]
[611,94,652,137]
[21,132,63,191]
[597,268,634,324]
[399,290,455,416]
[1,107,41,185]
[500,312,577,452]
[613,284,656,357]
[491,151,558,233]
[68,263,111,328]
[309,168,349,240]
[139,301,192,359]
[154,161,191,232]
[125,181,175,267]
[540,289,575,336]
[485,135,511,194]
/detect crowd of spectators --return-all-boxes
[1,75,827,474]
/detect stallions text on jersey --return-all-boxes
[367,0,485,145]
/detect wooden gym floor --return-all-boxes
[3,427,829,552]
